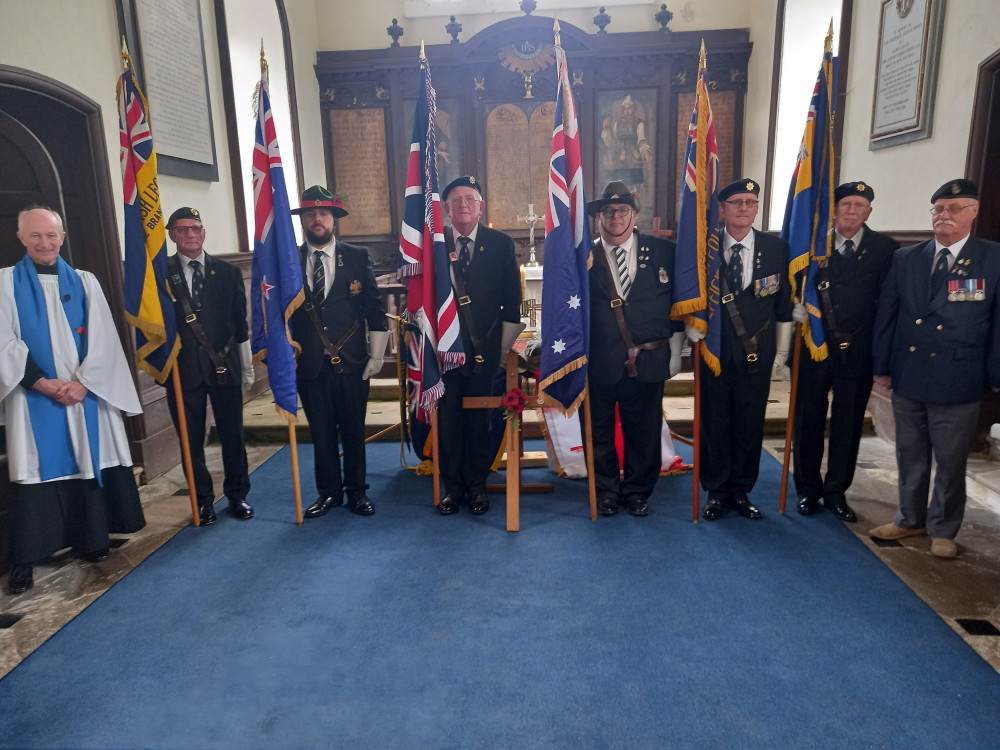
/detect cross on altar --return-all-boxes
[523,298,542,329]
[516,203,543,267]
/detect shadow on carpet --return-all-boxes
[1,441,998,749]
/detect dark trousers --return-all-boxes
[699,360,771,495]
[438,366,495,500]
[298,364,370,500]
[792,355,873,501]
[590,376,663,501]
[166,380,249,505]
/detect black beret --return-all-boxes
[931,179,979,203]
[166,207,203,229]
[442,175,483,203]
[586,180,640,216]
[719,178,760,202]
[835,181,874,203]
[290,185,348,217]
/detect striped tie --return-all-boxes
[614,245,631,299]
[189,260,204,309]
[312,251,326,304]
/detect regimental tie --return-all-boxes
[458,236,472,277]
[614,245,631,299]
[841,239,855,258]
[189,259,204,309]
[312,250,326,304]
[728,244,744,294]
[931,247,950,291]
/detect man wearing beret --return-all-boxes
[587,181,684,517]
[290,186,388,518]
[871,179,1000,558]
[165,207,254,525]
[692,178,793,521]
[436,176,522,516]
[793,182,898,523]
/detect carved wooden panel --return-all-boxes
[675,89,737,212]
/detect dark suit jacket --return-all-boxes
[167,253,247,389]
[813,225,898,377]
[588,230,680,384]
[873,236,1000,403]
[720,229,794,374]
[446,224,521,372]
[290,240,386,379]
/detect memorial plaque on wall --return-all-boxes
[675,90,737,213]
[528,102,557,212]
[485,104,531,230]
[329,109,391,236]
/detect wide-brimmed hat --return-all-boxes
[291,185,348,217]
[586,181,639,216]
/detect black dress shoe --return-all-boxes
[199,503,217,526]
[824,497,857,522]
[84,548,109,563]
[229,499,254,520]
[438,495,459,515]
[8,565,33,595]
[797,496,821,516]
[598,497,620,516]
[732,492,763,520]
[469,493,489,515]
[626,497,649,516]
[350,495,375,516]
[702,497,724,521]
[304,496,340,519]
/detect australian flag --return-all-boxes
[397,57,463,420]
[539,45,590,417]
[117,51,179,384]
[250,69,304,420]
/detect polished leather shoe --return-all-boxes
[350,495,375,516]
[824,497,857,522]
[199,503,217,526]
[304,496,341,519]
[229,498,254,520]
[702,497,724,521]
[438,495,459,515]
[84,548,109,563]
[469,493,489,515]
[626,497,649,516]
[598,497,620,516]
[8,565,33,595]
[797,496,821,516]
[732,492,763,520]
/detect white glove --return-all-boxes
[685,325,705,343]
[362,330,390,380]
[239,340,254,394]
[771,321,793,381]
[668,331,684,378]
[792,304,808,324]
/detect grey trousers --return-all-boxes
[891,393,980,540]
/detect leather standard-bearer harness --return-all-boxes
[169,265,234,385]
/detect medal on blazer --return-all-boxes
[754,273,780,297]
[949,279,985,302]
[337,253,344,267]
[658,267,668,284]
[350,280,361,296]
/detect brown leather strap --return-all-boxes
[815,274,855,363]
[168,268,234,385]
[720,273,761,374]
[448,232,495,372]
[303,302,360,373]
[596,245,665,377]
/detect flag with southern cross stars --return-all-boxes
[539,44,590,417]
[250,65,304,420]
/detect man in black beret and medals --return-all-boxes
[165,206,255,526]
[290,186,388,519]
[436,176,522,516]
[690,178,793,521]
[587,181,684,517]
[793,181,898,523]
[871,179,1000,558]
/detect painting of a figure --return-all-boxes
[598,90,656,223]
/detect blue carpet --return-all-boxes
[1,441,999,749]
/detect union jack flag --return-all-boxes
[117,52,179,384]
[539,44,590,417]
[397,57,463,418]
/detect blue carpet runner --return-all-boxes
[1,441,998,749]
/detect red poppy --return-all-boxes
[75,326,86,335]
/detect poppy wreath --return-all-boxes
[501,387,528,431]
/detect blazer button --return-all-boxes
[915,318,923,325]
[909,346,916,352]
[930,352,936,358]
[936,325,943,331]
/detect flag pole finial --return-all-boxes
[699,39,707,70]
[553,17,561,48]
[419,40,426,61]
[825,19,834,53]
[260,39,269,79]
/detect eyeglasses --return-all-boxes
[447,197,481,206]
[929,203,976,216]
[599,207,633,219]
[171,226,204,234]
[723,199,759,208]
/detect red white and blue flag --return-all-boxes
[538,45,590,417]
[398,57,463,419]
[250,69,304,420]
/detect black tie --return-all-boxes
[930,248,950,291]
[458,237,472,277]
[841,239,855,258]
[312,251,326,304]
[189,260,204,309]
[728,244,744,294]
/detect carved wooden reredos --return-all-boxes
[315,15,751,272]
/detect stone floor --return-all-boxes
[1,383,999,679]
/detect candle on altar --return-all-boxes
[520,264,526,299]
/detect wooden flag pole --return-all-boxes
[692,340,702,523]
[170,367,200,526]
[779,322,804,515]
[431,408,441,506]
[582,377,598,520]
[288,418,303,524]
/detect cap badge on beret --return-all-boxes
[469,176,476,185]
[951,183,961,195]
[746,181,755,192]
[191,208,199,217]
[856,183,866,192]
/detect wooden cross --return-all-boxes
[523,298,542,329]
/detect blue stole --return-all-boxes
[12,255,101,484]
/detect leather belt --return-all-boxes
[169,270,234,385]
[720,274,763,374]
[303,302,360,373]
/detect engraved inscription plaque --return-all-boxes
[329,109,391,236]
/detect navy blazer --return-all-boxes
[290,240,386,379]
[873,236,1000,403]
[167,253,248,389]
[588,230,680,384]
